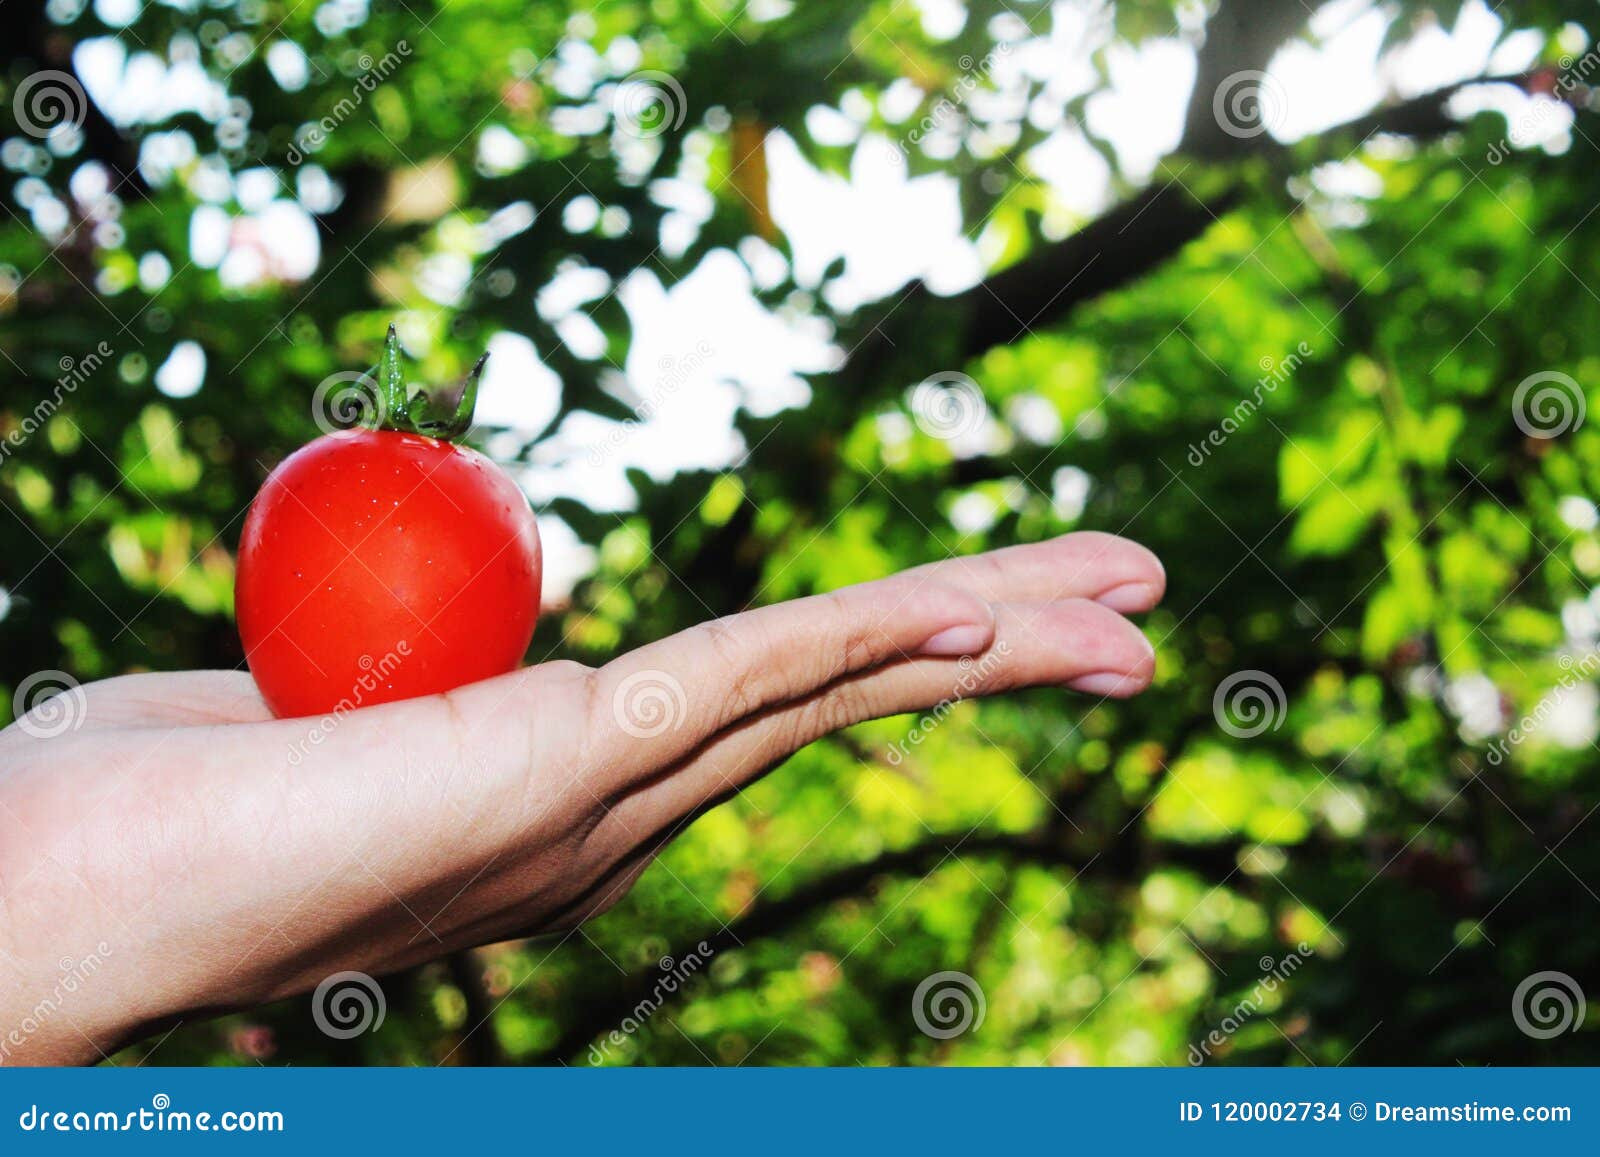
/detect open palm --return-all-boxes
[0,531,1163,1064]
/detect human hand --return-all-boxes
[0,531,1162,1064]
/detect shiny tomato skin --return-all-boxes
[236,428,541,719]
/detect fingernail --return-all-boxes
[1067,671,1139,697]
[1096,581,1157,614]
[918,625,991,657]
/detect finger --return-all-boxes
[899,531,1166,614]
[602,598,1155,837]
[588,575,996,783]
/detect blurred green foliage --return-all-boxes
[3,0,1599,1066]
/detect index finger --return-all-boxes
[588,573,997,784]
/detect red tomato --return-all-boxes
[236,428,541,718]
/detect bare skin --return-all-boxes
[0,532,1163,1065]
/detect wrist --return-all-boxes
[0,921,130,1065]
[0,833,152,1065]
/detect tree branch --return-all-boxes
[1180,0,1314,158]
[956,180,1241,359]
[847,0,1309,377]
[540,828,1250,1064]
[1326,70,1543,145]
[866,70,1549,374]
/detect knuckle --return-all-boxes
[541,658,596,682]
[773,710,818,758]
[822,590,880,675]
[698,614,744,660]
[811,681,876,739]
[516,660,604,794]
[697,616,761,716]
[960,651,1010,696]
[572,664,601,743]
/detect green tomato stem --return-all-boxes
[368,323,487,443]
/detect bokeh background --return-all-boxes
[3,0,1599,1066]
